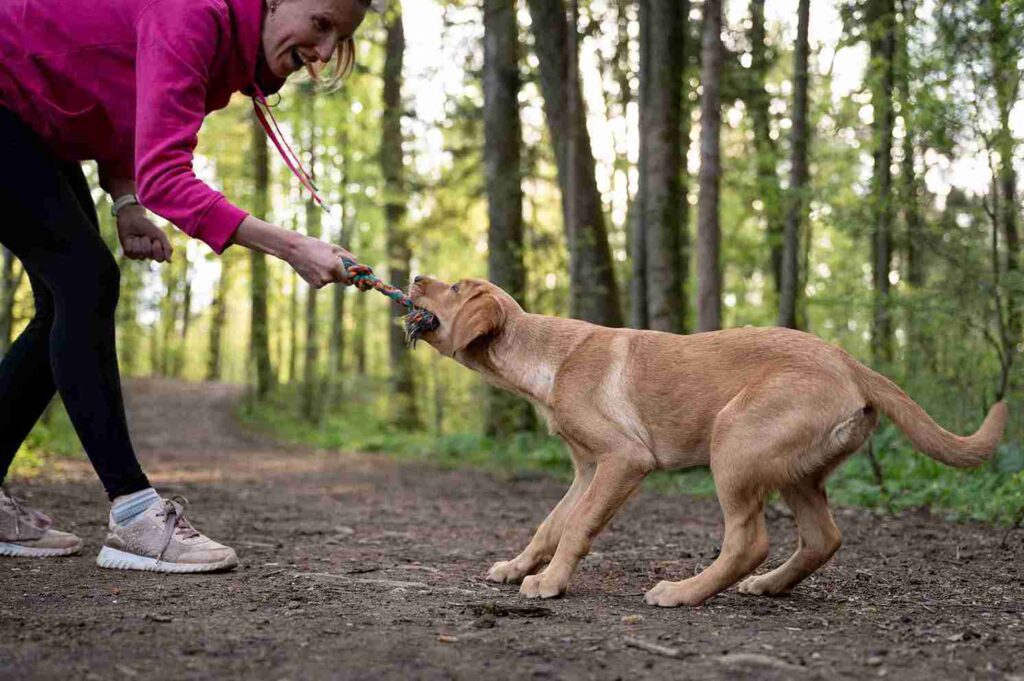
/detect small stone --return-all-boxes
[621,614,645,625]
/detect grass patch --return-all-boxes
[242,388,1024,526]
[7,401,82,479]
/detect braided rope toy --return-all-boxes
[341,257,440,344]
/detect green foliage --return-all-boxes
[239,382,572,478]
[7,401,82,478]
[829,423,1024,525]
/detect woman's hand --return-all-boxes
[117,205,173,262]
[230,215,355,289]
[286,233,355,289]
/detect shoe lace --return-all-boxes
[0,487,52,539]
[154,496,201,561]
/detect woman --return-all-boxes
[0,0,375,572]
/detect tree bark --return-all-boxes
[777,0,810,329]
[174,258,193,376]
[206,254,231,381]
[634,0,687,334]
[989,0,1021,352]
[327,111,351,403]
[747,0,785,297]
[484,0,533,435]
[250,113,275,397]
[289,268,299,384]
[381,3,420,427]
[696,0,724,332]
[302,85,321,422]
[868,0,897,364]
[525,0,622,327]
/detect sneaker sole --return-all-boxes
[96,546,239,574]
[0,539,83,558]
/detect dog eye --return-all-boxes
[450,284,460,293]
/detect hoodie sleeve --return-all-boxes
[133,0,249,254]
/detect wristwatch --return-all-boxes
[111,193,140,218]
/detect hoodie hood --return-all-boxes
[224,0,288,96]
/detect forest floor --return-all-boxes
[2,378,1023,680]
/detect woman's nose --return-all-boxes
[317,37,335,62]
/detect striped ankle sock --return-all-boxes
[111,488,160,526]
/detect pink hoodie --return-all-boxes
[0,0,287,254]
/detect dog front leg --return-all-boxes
[520,456,650,599]
[487,460,596,584]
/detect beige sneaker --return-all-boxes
[0,488,83,558]
[96,496,238,573]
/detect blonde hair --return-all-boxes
[304,0,381,90]
[305,36,356,89]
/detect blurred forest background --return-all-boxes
[3,0,1023,523]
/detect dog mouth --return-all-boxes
[404,287,440,346]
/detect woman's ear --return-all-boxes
[449,295,505,355]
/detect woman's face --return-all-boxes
[262,0,367,78]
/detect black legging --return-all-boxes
[0,107,150,500]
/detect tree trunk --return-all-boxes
[327,113,351,404]
[175,258,193,377]
[484,0,533,435]
[289,268,299,384]
[525,0,622,327]
[206,254,231,381]
[868,0,897,364]
[381,3,420,427]
[250,113,275,398]
[302,85,321,422]
[636,0,687,334]
[631,0,649,330]
[990,0,1021,353]
[747,0,785,298]
[696,0,724,332]
[159,257,181,376]
[352,263,368,377]
[777,0,810,329]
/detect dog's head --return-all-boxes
[408,276,518,357]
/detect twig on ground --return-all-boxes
[624,637,682,658]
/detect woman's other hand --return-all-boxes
[116,205,173,262]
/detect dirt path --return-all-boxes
[2,378,1022,680]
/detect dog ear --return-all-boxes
[450,295,504,354]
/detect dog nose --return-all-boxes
[414,275,426,284]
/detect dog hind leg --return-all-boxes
[644,471,769,607]
[738,406,877,596]
[737,480,840,595]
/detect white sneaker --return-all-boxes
[0,488,83,558]
[97,496,238,573]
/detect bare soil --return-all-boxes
[2,378,1023,680]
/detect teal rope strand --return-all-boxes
[341,257,439,343]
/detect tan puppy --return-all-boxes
[409,276,1008,607]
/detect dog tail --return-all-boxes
[852,363,1007,468]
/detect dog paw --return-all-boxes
[643,580,705,607]
[486,559,531,584]
[737,574,789,596]
[519,572,566,599]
